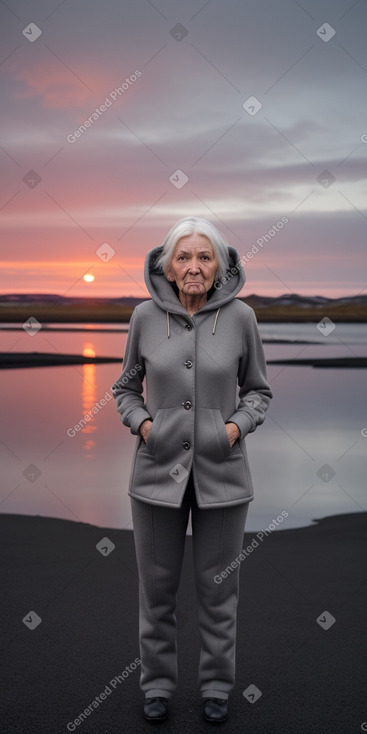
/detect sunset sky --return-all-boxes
[1,0,366,298]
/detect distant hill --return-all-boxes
[0,294,142,307]
[0,293,366,322]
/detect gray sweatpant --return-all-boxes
[130,470,249,700]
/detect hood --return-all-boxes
[144,245,245,337]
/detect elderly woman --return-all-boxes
[112,217,272,723]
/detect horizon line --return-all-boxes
[0,292,366,300]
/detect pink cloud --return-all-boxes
[11,61,108,110]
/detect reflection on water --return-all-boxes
[81,344,97,458]
[0,324,366,532]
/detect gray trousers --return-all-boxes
[130,470,249,700]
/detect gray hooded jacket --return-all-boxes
[112,245,272,509]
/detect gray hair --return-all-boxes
[155,217,230,280]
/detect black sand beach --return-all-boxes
[0,352,121,368]
[1,511,366,734]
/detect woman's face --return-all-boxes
[166,234,219,297]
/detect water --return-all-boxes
[0,322,366,533]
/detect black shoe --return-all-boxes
[143,697,169,721]
[203,697,228,723]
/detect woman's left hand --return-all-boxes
[225,422,241,448]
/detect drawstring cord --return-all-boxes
[166,311,170,338]
[212,308,220,334]
[166,307,221,338]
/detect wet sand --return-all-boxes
[1,510,366,733]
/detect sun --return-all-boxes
[83,345,96,358]
[83,273,95,283]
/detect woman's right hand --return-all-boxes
[140,419,153,443]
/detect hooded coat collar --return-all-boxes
[144,245,246,336]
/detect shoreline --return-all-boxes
[1,507,366,533]
[0,351,122,368]
[1,351,366,369]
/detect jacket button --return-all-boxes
[182,400,192,410]
[184,360,193,368]
[182,441,191,450]
[185,324,192,330]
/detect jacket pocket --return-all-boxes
[196,408,233,461]
[143,409,164,455]
[140,408,183,463]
